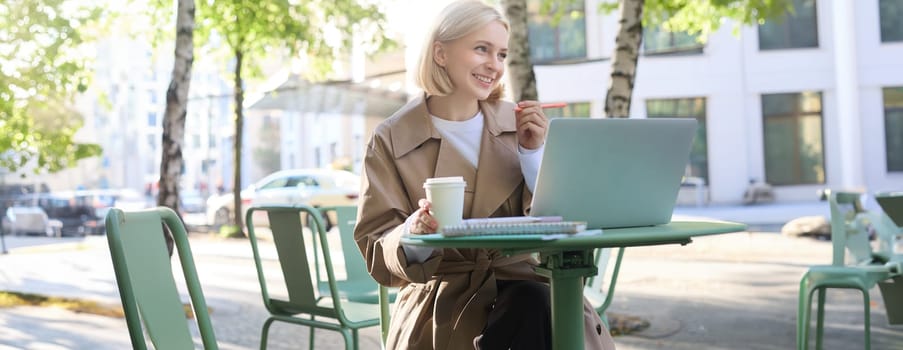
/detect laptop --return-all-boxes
[530,118,697,229]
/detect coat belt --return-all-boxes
[431,251,534,349]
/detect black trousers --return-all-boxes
[474,280,552,350]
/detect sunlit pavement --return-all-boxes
[0,232,381,350]
[1,201,902,349]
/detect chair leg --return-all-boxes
[797,277,811,350]
[339,328,353,350]
[352,328,360,350]
[815,288,826,350]
[801,287,817,350]
[260,317,276,350]
[309,315,316,350]
[862,289,871,350]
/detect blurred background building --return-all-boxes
[6,0,902,206]
[527,0,902,203]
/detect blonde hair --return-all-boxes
[416,0,508,101]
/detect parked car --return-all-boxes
[206,169,360,227]
[23,193,95,236]
[14,189,148,236]
[2,206,63,237]
[84,189,151,235]
[179,189,209,229]
[180,189,207,214]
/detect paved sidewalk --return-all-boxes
[0,234,382,350]
[673,200,830,230]
[1,202,901,349]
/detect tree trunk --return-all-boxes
[501,0,538,102]
[158,0,195,213]
[605,0,644,118]
[231,49,245,231]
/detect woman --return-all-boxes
[353,1,615,349]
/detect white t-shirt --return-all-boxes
[429,111,543,192]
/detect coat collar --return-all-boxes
[389,93,516,159]
[388,93,523,219]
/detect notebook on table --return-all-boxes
[441,216,586,237]
[530,118,697,229]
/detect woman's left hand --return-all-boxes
[514,100,548,150]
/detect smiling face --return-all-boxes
[433,20,508,101]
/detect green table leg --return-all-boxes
[536,250,599,350]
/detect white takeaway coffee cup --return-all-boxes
[423,176,466,231]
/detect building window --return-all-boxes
[643,25,704,56]
[880,0,903,42]
[314,146,322,168]
[149,90,157,104]
[884,87,903,172]
[758,0,819,50]
[147,134,157,150]
[646,98,709,183]
[202,159,215,174]
[147,112,157,127]
[545,102,591,118]
[527,0,586,62]
[761,91,825,185]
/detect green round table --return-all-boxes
[402,220,748,350]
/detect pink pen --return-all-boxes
[514,102,567,113]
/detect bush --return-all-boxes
[218,224,243,238]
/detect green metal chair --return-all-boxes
[797,191,902,350]
[875,192,903,227]
[583,247,625,329]
[315,206,396,304]
[245,204,381,350]
[104,207,218,350]
[316,205,394,347]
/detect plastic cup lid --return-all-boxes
[424,176,466,186]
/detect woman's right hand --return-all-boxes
[409,199,439,235]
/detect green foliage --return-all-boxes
[0,290,125,318]
[0,0,104,174]
[191,0,392,81]
[218,224,243,238]
[598,0,793,41]
[534,0,586,26]
[1,100,102,174]
[143,0,395,96]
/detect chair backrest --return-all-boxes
[105,207,217,350]
[245,205,350,323]
[827,191,879,266]
[586,248,613,292]
[828,192,901,266]
[320,205,392,347]
[858,210,902,262]
[319,205,370,283]
[583,247,625,323]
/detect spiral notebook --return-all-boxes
[441,216,588,237]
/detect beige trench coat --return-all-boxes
[354,95,615,350]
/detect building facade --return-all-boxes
[28,0,903,207]
[527,0,903,204]
[47,33,237,198]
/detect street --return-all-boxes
[1,225,902,349]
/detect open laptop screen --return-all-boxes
[529,118,697,229]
